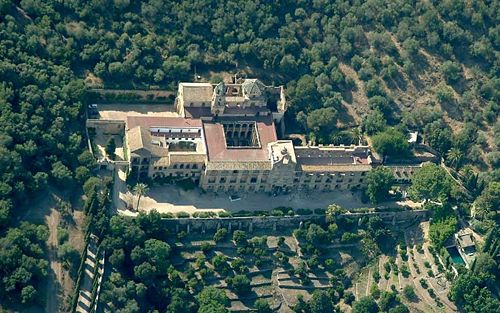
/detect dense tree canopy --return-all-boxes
[372,128,410,158]
[409,163,452,202]
[366,166,395,204]
[0,223,49,304]
[0,0,499,310]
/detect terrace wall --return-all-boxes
[162,210,429,234]
[86,119,125,135]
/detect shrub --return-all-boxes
[314,208,326,215]
[226,275,251,294]
[341,232,360,243]
[193,211,216,218]
[211,254,229,273]
[428,288,435,298]
[296,208,313,215]
[233,230,247,246]
[57,227,69,244]
[176,211,190,218]
[419,278,428,289]
[177,231,187,240]
[270,209,284,217]
[230,258,248,274]
[344,291,355,305]
[200,242,214,252]
[277,236,285,247]
[384,262,391,273]
[325,259,336,272]
[401,264,410,278]
[213,228,228,242]
[217,211,232,217]
[403,285,416,300]
[274,251,289,266]
[370,284,381,299]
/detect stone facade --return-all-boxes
[124,77,380,193]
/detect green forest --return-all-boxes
[0,0,498,312]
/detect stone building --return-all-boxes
[124,78,377,193]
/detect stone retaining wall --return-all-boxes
[162,210,429,234]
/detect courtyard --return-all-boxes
[112,169,419,216]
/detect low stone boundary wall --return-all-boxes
[86,119,125,135]
[162,210,429,234]
[88,89,176,104]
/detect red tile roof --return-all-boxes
[203,116,277,162]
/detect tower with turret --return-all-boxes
[211,82,225,116]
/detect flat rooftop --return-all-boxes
[126,116,202,130]
[295,146,371,172]
[295,147,371,166]
[93,103,180,121]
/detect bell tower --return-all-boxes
[211,82,225,116]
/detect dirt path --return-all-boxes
[46,209,62,313]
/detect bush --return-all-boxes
[370,284,381,298]
[58,243,80,266]
[401,264,410,278]
[213,228,228,242]
[341,232,360,243]
[270,209,284,217]
[176,211,190,218]
[254,299,272,313]
[344,291,355,305]
[57,227,69,244]
[384,261,392,273]
[226,274,251,294]
[200,242,214,252]
[428,288,436,298]
[324,259,336,272]
[403,285,416,300]
[296,208,313,215]
[419,278,428,289]
[314,208,326,215]
[233,230,247,246]
[218,211,232,217]
[193,211,216,218]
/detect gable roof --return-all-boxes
[127,126,168,157]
